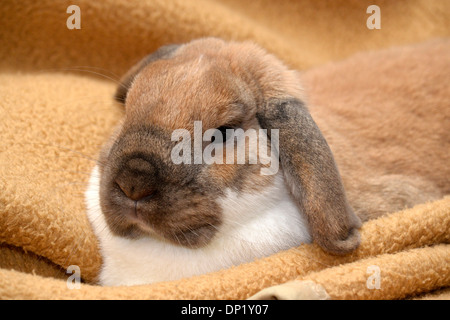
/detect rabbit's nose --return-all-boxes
[116,180,155,201]
[115,158,156,202]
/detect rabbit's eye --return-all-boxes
[212,126,233,143]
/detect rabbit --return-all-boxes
[85,37,447,286]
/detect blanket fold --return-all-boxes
[1,196,449,299]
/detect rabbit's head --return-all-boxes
[97,38,361,254]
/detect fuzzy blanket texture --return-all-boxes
[0,0,449,300]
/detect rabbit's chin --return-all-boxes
[85,165,311,286]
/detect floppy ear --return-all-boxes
[257,97,362,255]
[114,44,181,104]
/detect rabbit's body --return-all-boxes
[86,38,448,286]
[300,44,449,222]
[86,166,310,286]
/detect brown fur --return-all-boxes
[301,41,450,222]
[98,38,448,255]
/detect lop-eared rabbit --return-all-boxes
[86,38,448,286]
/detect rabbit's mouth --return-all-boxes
[168,223,218,248]
[127,215,220,248]
[100,183,222,248]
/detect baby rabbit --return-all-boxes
[86,38,362,286]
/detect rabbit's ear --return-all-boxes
[257,97,362,255]
[114,44,181,104]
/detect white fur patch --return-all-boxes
[85,165,311,286]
